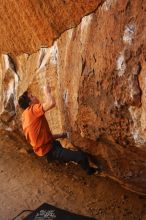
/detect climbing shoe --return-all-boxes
[86,167,99,175]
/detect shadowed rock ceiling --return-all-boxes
[0,0,103,55]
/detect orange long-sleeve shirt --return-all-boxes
[22,103,54,156]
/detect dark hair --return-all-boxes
[18,91,30,109]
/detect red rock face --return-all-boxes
[1,0,146,195]
[57,0,143,145]
[55,0,146,194]
[0,0,102,55]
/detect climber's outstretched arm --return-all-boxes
[42,85,56,112]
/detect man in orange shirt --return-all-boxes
[18,85,99,175]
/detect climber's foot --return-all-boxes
[86,167,99,176]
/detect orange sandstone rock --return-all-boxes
[1,0,146,195]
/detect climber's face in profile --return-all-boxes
[28,92,39,105]
[18,91,39,109]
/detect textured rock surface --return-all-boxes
[1,0,146,195]
[1,132,146,220]
[0,0,102,55]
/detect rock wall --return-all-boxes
[0,0,102,55]
[1,0,146,195]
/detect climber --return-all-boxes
[18,85,100,175]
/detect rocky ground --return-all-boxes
[1,131,146,220]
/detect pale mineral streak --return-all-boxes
[116,52,126,76]
[123,23,136,45]
[101,0,117,11]
[80,14,93,43]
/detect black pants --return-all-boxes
[46,140,95,175]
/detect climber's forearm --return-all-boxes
[42,85,56,112]
[53,133,67,139]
